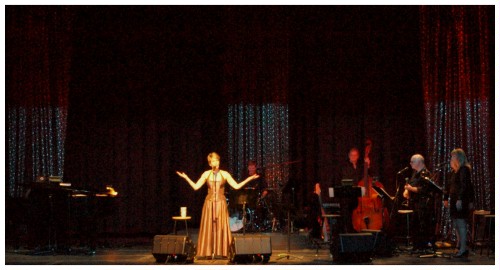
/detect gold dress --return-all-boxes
[196,170,232,258]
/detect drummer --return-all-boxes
[244,160,268,200]
[229,160,269,232]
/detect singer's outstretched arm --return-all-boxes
[224,171,259,190]
[176,171,208,190]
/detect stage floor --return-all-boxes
[5,232,496,266]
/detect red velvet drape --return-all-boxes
[420,6,494,239]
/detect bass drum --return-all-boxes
[252,197,276,232]
[228,207,253,232]
[229,216,244,232]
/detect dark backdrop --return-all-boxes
[65,6,424,234]
[7,6,494,236]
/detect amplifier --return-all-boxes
[331,233,374,262]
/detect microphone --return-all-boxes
[397,167,410,174]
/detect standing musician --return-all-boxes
[403,154,436,252]
[352,139,388,232]
[443,148,474,258]
[339,147,367,183]
[338,147,367,233]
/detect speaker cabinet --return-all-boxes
[331,233,374,262]
[230,235,272,263]
[152,235,195,263]
[361,229,394,257]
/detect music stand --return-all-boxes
[424,178,443,194]
[418,177,446,258]
[372,185,393,202]
[341,179,353,186]
[372,185,394,235]
[276,202,304,261]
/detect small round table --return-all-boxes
[172,216,191,236]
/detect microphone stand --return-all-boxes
[212,170,218,260]
[419,166,449,259]
[277,186,303,261]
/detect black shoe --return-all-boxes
[453,250,469,258]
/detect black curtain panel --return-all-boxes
[6,6,73,197]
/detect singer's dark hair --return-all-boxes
[248,160,257,166]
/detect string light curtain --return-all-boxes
[420,6,493,239]
[6,7,73,197]
[228,104,290,202]
[222,8,291,201]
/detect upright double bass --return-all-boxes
[352,139,388,232]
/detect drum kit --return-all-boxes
[227,159,302,233]
[228,187,278,233]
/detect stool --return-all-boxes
[398,210,414,247]
[172,216,191,236]
[472,210,491,252]
[482,214,495,257]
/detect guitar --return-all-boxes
[314,183,330,242]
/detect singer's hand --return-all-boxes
[251,174,260,180]
[176,171,187,179]
[456,200,463,211]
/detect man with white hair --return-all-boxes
[403,154,437,253]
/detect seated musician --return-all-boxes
[403,154,436,252]
[244,160,268,200]
[227,160,269,231]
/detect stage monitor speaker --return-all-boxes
[335,233,374,262]
[230,234,272,264]
[152,235,195,263]
[361,229,395,257]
